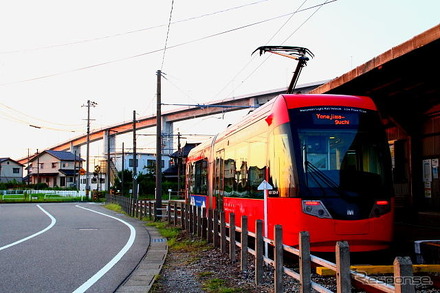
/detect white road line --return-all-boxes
[73,205,136,293]
[0,205,56,251]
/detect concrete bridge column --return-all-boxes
[162,118,173,156]
[69,144,81,158]
[103,130,117,192]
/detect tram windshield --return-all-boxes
[290,106,392,198]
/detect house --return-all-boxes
[0,158,24,183]
[163,142,199,180]
[28,150,83,188]
[163,143,199,197]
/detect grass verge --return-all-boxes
[105,203,242,293]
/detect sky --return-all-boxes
[0,0,439,161]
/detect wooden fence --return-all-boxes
[107,195,417,293]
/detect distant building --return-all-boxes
[163,143,199,197]
[28,150,83,188]
[79,173,107,193]
[0,158,24,183]
[112,152,171,175]
[163,143,199,180]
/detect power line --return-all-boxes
[161,0,175,71]
[0,0,268,55]
[220,0,336,100]
[0,108,82,132]
[0,1,336,87]
[0,101,83,127]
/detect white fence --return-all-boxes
[1,190,86,197]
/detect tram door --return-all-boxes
[214,149,225,211]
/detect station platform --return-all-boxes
[393,211,440,264]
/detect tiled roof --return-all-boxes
[170,143,199,158]
[45,150,84,161]
[0,157,25,166]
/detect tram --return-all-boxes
[186,94,394,252]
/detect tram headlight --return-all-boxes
[369,200,391,217]
[302,200,332,219]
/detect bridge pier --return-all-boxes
[103,130,117,192]
[162,118,173,156]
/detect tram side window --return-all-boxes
[190,159,208,195]
[268,126,296,197]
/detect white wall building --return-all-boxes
[79,173,107,193]
[0,158,24,183]
[113,152,170,175]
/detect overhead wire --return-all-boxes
[161,0,175,71]
[213,0,310,100]
[0,101,83,127]
[219,0,336,100]
[0,0,268,55]
[0,109,82,132]
[0,1,336,87]
[161,74,200,105]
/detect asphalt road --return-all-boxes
[0,202,150,293]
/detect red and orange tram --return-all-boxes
[186,94,394,252]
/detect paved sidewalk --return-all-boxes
[116,225,168,293]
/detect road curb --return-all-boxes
[116,225,168,293]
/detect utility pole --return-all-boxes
[156,70,163,219]
[121,142,125,195]
[106,132,111,193]
[82,100,97,199]
[36,149,39,185]
[74,150,77,189]
[177,131,182,197]
[132,110,137,200]
[27,148,30,186]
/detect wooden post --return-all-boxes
[201,207,207,239]
[138,200,141,219]
[207,209,213,243]
[299,231,312,293]
[196,206,201,237]
[181,204,186,229]
[229,213,236,263]
[255,219,264,285]
[240,216,248,272]
[213,209,219,247]
[274,225,283,293]
[173,202,177,226]
[191,205,197,235]
[167,202,171,223]
[187,204,191,231]
[148,201,153,220]
[336,241,351,293]
[394,256,416,293]
[220,211,227,254]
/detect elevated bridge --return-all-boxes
[18,82,321,164]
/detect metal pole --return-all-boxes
[86,100,91,198]
[156,70,163,219]
[132,110,137,200]
[106,131,111,193]
[83,100,97,199]
[74,150,77,190]
[36,149,39,186]
[121,142,125,195]
[177,131,181,197]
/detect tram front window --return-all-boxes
[290,107,392,198]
